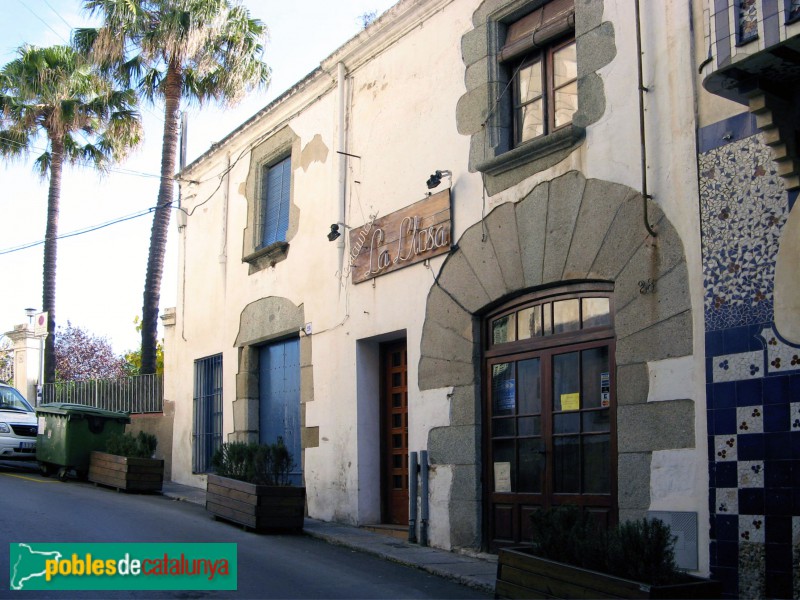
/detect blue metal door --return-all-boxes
[259,338,302,485]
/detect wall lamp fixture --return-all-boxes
[426,169,452,190]
[327,222,350,242]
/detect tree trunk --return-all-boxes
[140,64,182,374]
[42,138,64,384]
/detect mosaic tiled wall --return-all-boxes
[700,112,800,599]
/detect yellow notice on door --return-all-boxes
[560,393,580,411]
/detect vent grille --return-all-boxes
[648,510,698,571]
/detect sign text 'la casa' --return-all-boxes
[349,189,451,284]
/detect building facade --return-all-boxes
[164,1,800,596]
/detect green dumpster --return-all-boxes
[36,403,130,481]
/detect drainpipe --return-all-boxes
[419,450,429,547]
[409,451,418,543]
[337,62,347,267]
[635,0,658,237]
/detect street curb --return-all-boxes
[302,526,496,594]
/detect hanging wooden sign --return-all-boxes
[349,189,451,284]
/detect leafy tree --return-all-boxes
[122,316,164,376]
[0,45,142,383]
[54,322,127,381]
[76,0,271,374]
[0,336,13,385]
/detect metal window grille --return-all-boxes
[193,354,222,473]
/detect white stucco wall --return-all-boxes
[166,0,714,559]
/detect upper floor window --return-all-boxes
[243,126,298,273]
[260,155,291,248]
[501,0,577,147]
[512,38,577,144]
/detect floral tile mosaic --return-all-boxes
[736,405,763,434]
[737,0,758,43]
[791,403,800,431]
[700,133,789,332]
[713,350,764,382]
[716,434,738,461]
[717,487,739,514]
[739,514,766,543]
[759,326,800,374]
[738,460,765,488]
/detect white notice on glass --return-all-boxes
[494,462,511,493]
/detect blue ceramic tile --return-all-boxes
[736,379,763,406]
[794,487,800,512]
[789,189,798,211]
[716,515,739,541]
[708,436,717,461]
[765,460,792,488]
[715,408,737,435]
[763,376,790,404]
[706,383,716,411]
[711,566,738,599]
[765,489,792,516]
[698,112,755,153]
[738,488,765,514]
[765,431,791,460]
[792,432,800,459]
[716,461,738,487]
[738,433,765,460]
[713,382,737,409]
[706,331,725,357]
[765,543,792,572]
[793,460,800,486]
[765,572,792,600]
[763,403,789,432]
[766,515,792,544]
[715,540,739,567]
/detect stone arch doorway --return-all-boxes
[419,171,694,551]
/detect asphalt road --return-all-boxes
[0,461,489,599]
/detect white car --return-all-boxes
[0,384,37,459]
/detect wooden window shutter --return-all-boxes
[261,156,291,246]
[500,0,575,62]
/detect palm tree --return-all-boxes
[0,45,142,384]
[75,0,270,374]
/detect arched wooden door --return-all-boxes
[483,284,617,550]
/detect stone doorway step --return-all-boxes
[360,524,408,540]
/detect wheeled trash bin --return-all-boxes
[36,403,130,481]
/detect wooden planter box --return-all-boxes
[88,451,164,493]
[206,473,305,533]
[496,547,721,599]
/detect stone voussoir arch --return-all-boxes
[418,170,693,549]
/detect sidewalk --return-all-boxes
[161,480,497,593]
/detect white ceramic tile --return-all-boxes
[715,435,738,461]
[738,460,764,488]
[716,488,738,514]
[739,514,765,543]
[736,405,764,434]
[712,351,764,382]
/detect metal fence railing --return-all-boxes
[41,374,163,414]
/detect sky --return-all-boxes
[0,0,397,354]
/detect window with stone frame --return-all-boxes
[243,126,298,273]
[502,0,577,146]
[259,155,291,248]
[510,36,577,145]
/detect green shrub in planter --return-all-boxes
[88,431,163,492]
[528,505,679,585]
[105,431,158,459]
[211,438,294,486]
[206,437,304,532]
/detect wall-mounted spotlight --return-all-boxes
[426,169,452,190]
[327,223,341,242]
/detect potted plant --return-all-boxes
[88,431,164,493]
[206,438,305,533]
[495,505,721,599]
